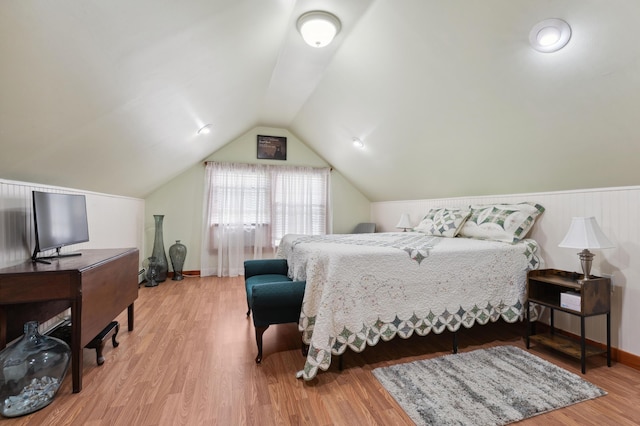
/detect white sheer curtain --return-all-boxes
[201,163,270,277]
[201,162,331,277]
[270,166,331,246]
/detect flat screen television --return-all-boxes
[32,191,89,263]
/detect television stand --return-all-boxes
[32,247,82,264]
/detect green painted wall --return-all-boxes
[145,126,371,272]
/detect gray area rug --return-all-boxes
[372,345,606,426]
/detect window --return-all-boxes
[208,164,270,227]
[201,162,331,277]
[271,166,329,246]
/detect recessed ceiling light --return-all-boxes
[529,19,571,53]
[198,124,212,135]
[296,11,341,48]
[352,137,364,148]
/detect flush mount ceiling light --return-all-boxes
[296,11,341,48]
[529,18,571,53]
[197,124,212,135]
[352,137,364,148]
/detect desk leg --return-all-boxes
[525,301,530,349]
[71,300,83,393]
[128,303,134,331]
[580,316,586,374]
[607,312,611,367]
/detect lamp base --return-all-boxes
[577,249,595,280]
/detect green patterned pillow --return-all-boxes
[458,202,545,243]
[413,208,471,237]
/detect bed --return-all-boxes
[276,203,545,380]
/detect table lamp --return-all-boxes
[558,217,614,279]
[396,213,412,232]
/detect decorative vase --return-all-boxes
[169,240,187,281]
[151,215,168,282]
[0,321,71,418]
[145,256,159,287]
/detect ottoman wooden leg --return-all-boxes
[112,322,120,348]
[86,321,120,366]
[255,325,269,364]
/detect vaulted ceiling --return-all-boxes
[2,1,640,202]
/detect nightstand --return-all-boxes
[525,269,611,373]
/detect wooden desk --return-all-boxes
[0,248,139,393]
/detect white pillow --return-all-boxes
[413,208,471,238]
[458,202,545,243]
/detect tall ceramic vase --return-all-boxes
[169,240,187,281]
[151,215,168,282]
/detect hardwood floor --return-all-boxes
[4,276,640,425]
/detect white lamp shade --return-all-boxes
[558,217,614,249]
[396,213,412,230]
[297,11,341,48]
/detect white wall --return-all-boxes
[371,186,640,358]
[145,126,371,272]
[0,179,145,269]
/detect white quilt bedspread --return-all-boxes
[277,232,542,380]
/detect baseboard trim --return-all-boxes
[613,346,640,371]
[167,270,201,278]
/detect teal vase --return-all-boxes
[169,240,187,281]
[145,256,159,287]
[151,215,168,282]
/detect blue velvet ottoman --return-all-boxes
[244,259,306,363]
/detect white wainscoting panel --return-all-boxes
[371,186,640,358]
[0,179,145,332]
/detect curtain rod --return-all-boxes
[203,161,333,171]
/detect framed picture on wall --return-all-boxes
[257,135,287,160]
